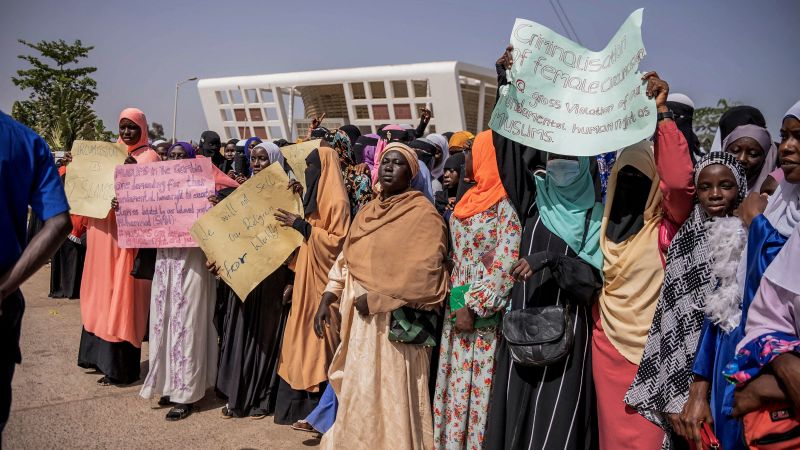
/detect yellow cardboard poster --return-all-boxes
[190,162,303,299]
[64,140,128,218]
[280,139,320,192]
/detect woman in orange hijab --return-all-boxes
[77,108,160,385]
[433,130,521,449]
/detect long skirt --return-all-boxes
[79,214,150,383]
[215,266,291,417]
[320,266,434,450]
[433,315,499,450]
[139,248,217,404]
[485,304,595,450]
[78,328,141,384]
[592,306,664,450]
[274,378,325,425]
[49,238,85,299]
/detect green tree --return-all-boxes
[148,122,165,141]
[694,99,738,151]
[11,39,112,151]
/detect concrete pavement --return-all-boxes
[4,267,318,449]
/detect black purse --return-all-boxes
[503,305,574,366]
[130,248,157,280]
[502,208,593,367]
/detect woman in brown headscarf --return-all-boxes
[274,146,351,425]
[314,142,449,449]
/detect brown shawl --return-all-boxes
[343,190,449,314]
[278,146,351,392]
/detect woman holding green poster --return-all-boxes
[488,45,693,449]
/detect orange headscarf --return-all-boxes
[453,130,507,219]
[448,130,475,150]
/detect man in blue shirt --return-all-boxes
[0,111,71,440]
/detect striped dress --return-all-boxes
[483,200,601,450]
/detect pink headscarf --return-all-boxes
[371,124,406,183]
[118,108,159,163]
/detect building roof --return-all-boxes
[197,61,494,90]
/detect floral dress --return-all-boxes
[433,197,521,450]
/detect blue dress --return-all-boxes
[692,215,788,449]
[305,383,338,433]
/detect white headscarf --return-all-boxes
[760,101,800,237]
[426,133,450,179]
[666,93,694,109]
[254,141,285,170]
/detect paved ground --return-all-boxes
[4,266,318,449]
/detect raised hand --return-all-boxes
[641,71,669,112]
[496,44,514,70]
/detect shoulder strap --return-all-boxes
[577,206,593,253]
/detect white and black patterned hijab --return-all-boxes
[625,152,746,439]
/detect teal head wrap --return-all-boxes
[533,156,603,270]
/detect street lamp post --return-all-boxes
[171,77,198,143]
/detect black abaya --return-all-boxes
[49,239,85,299]
[484,132,602,450]
[215,266,291,417]
[77,328,141,384]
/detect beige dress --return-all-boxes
[321,253,434,450]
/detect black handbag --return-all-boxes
[503,305,574,366]
[502,207,593,367]
[130,248,157,280]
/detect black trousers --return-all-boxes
[0,290,24,440]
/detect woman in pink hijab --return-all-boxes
[78,108,160,385]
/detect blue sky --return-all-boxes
[2,0,797,142]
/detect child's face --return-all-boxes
[443,168,459,189]
[224,144,236,160]
[696,164,739,218]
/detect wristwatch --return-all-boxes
[657,110,674,122]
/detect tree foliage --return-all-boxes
[11,39,113,151]
[694,99,737,151]
[148,122,165,141]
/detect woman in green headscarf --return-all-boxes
[484,151,604,449]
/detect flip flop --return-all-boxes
[291,420,316,433]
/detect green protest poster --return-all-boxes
[489,9,656,156]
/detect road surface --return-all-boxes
[4,266,318,449]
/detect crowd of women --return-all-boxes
[43,47,800,450]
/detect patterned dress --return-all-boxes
[433,198,521,450]
[139,248,218,404]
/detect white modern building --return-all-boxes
[197,61,497,141]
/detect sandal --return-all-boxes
[96,376,113,386]
[220,405,235,419]
[250,413,267,420]
[291,420,316,433]
[165,404,193,421]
